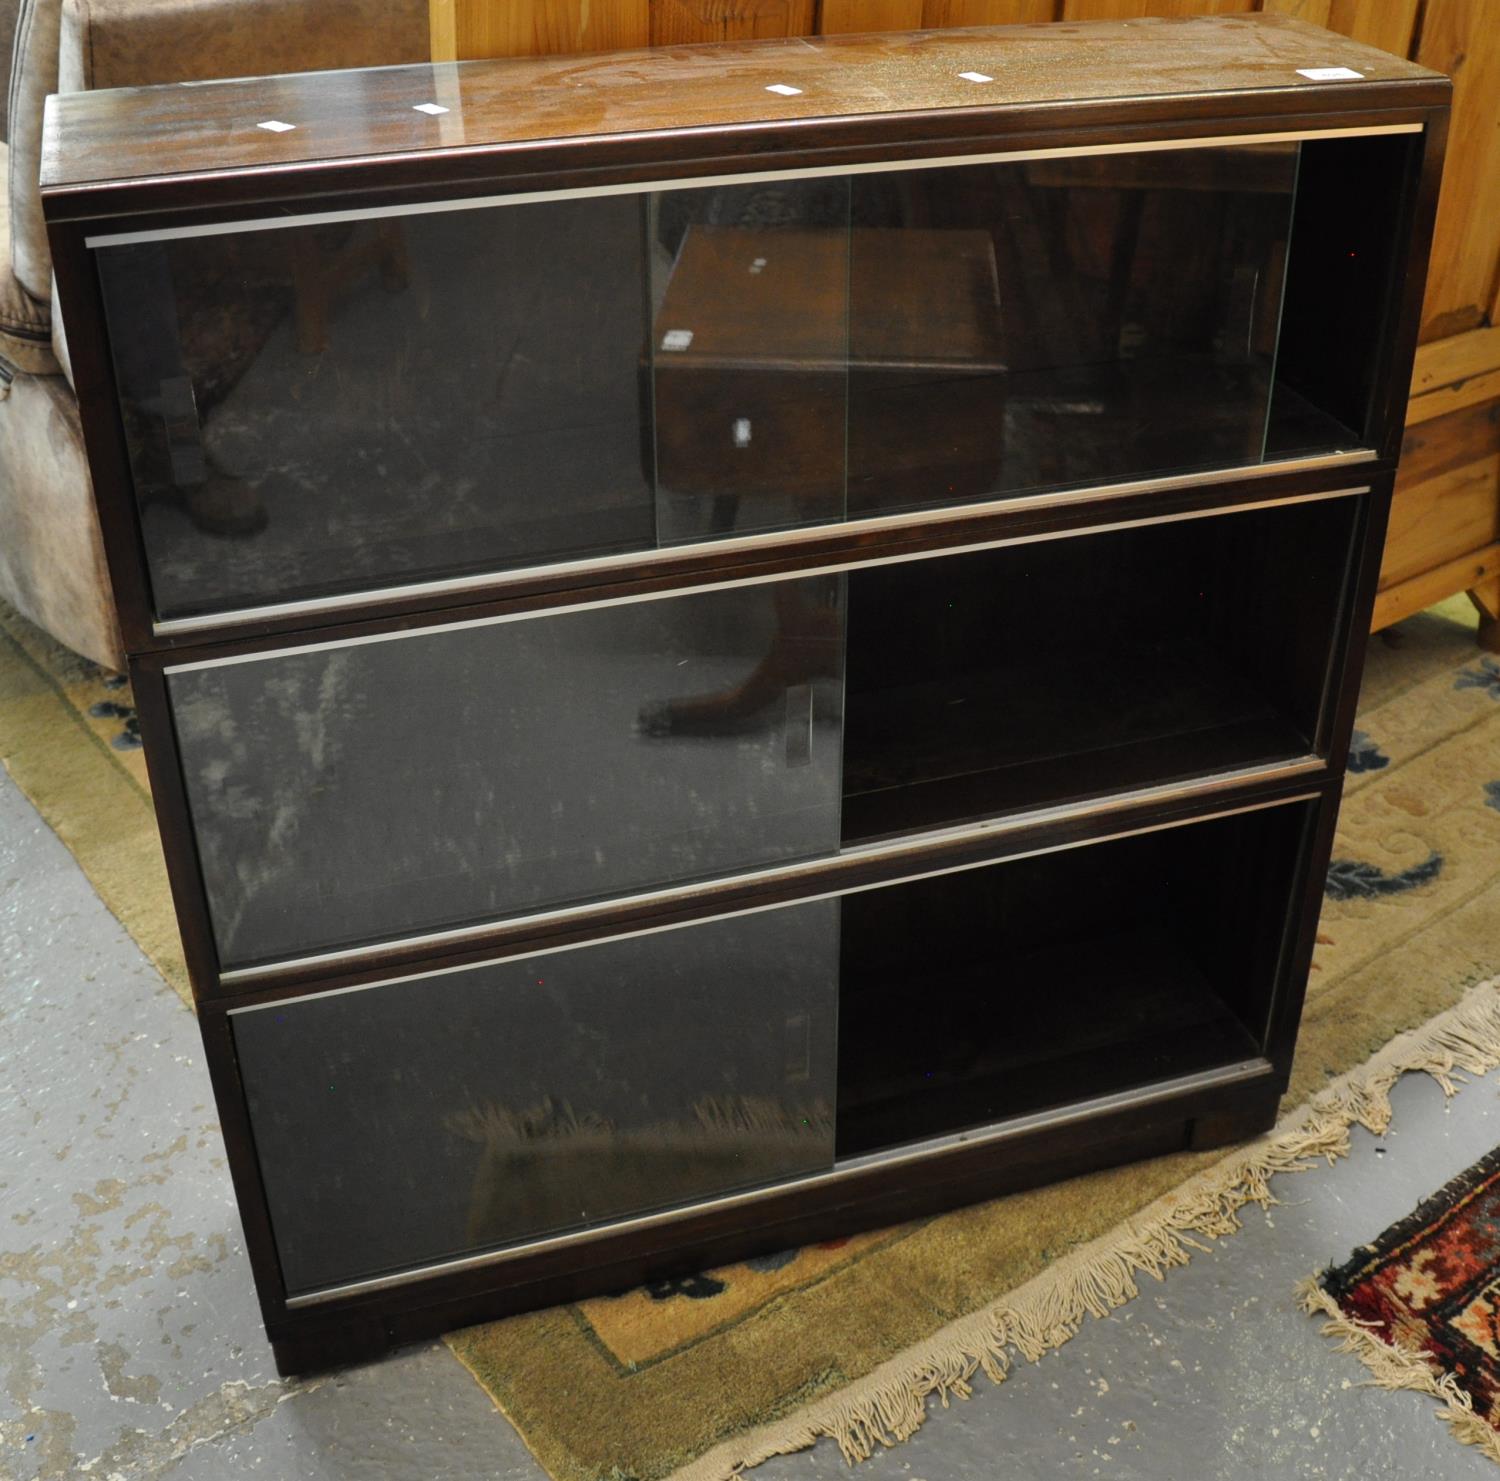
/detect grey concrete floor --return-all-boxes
[2,758,1496,1481]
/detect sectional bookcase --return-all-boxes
[43,13,1448,1371]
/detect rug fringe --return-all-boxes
[1296,1279,1500,1464]
[670,977,1500,1481]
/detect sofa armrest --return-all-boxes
[9,0,62,302]
[59,0,428,92]
[9,0,427,302]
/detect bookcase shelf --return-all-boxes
[839,495,1357,842]
[43,12,1447,1372]
[835,801,1308,1158]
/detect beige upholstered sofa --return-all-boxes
[0,0,429,670]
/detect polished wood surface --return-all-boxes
[41,14,1439,200]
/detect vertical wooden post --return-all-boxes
[430,0,459,61]
[433,0,651,60]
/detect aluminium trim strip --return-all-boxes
[281,1054,1273,1309]
[164,483,1372,675]
[224,784,1324,993]
[85,124,1423,248]
[151,450,1378,639]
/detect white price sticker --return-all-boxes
[1297,67,1363,81]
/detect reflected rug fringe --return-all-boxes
[446,1095,833,1145]
[673,976,1500,1480]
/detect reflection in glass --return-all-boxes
[99,137,1400,621]
[232,797,1308,1294]
[649,179,852,544]
[168,497,1352,970]
[101,194,659,619]
[169,576,846,969]
[232,901,839,1294]
[846,145,1303,515]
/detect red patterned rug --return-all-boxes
[1304,1144,1500,1464]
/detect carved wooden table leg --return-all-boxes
[1470,575,1500,652]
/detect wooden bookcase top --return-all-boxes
[42,13,1443,218]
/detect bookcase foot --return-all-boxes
[1186,1091,1281,1152]
[1470,582,1500,653]
[270,1316,391,1376]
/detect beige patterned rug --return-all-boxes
[2,595,1498,1480]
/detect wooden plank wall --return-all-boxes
[429,0,1500,642]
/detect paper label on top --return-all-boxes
[1297,67,1363,81]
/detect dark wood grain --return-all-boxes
[41,15,1442,208]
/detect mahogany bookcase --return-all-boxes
[43,13,1447,1372]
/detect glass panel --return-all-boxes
[100,139,1397,623]
[649,178,851,543]
[99,177,851,622]
[835,801,1310,1157]
[169,575,846,969]
[170,497,1349,971]
[840,497,1357,842]
[101,194,657,622]
[233,902,839,1295]
[845,142,1307,517]
[233,797,1307,1292]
